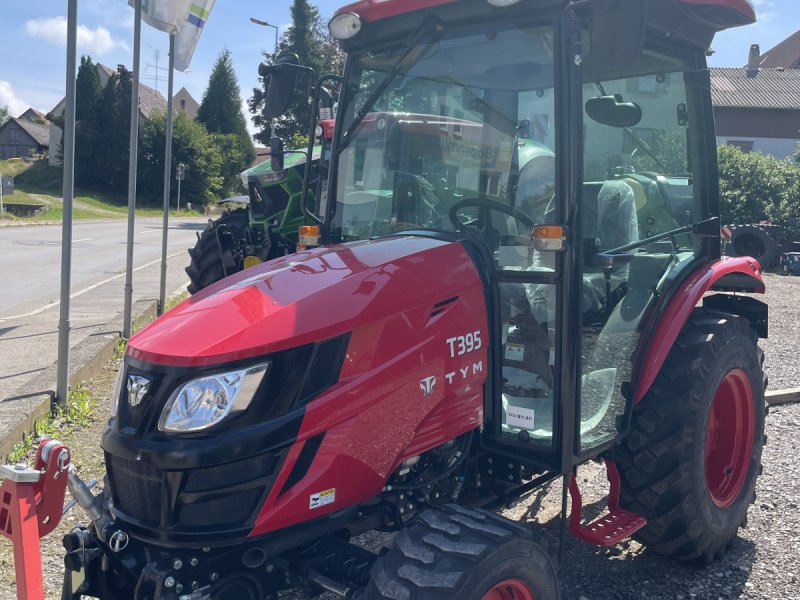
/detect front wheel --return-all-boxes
[363,504,560,600]
[185,209,249,294]
[615,308,766,563]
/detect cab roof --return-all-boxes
[335,0,755,30]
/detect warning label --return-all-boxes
[309,488,336,510]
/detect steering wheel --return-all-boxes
[448,197,536,232]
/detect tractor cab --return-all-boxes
[269,0,754,471]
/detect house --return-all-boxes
[173,87,200,120]
[48,63,167,166]
[711,45,800,158]
[0,116,49,160]
[18,108,48,125]
[759,29,800,69]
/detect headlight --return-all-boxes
[329,12,362,40]
[158,364,269,433]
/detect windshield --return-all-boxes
[329,23,556,244]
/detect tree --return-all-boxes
[93,66,133,192]
[139,111,223,207]
[74,56,103,184]
[0,105,8,127]
[197,49,255,196]
[249,0,341,145]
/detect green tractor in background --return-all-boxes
[185,148,319,294]
[186,51,338,295]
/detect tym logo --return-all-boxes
[444,361,484,385]
[419,376,437,397]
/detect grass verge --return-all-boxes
[7,385,96,464]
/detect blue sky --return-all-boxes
[0,0,794,139]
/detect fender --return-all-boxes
[633,256,764,403]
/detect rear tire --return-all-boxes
[615,308,765,563]
[185,209,248,294]
[363,504,560,600]
[730,225,779,269]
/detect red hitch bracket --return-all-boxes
[568,459,647,547]
[0,439,71,600]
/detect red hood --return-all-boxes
[128,236,476,367]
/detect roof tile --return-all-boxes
[711,67,800,110]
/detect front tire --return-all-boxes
[363,505,560,600]
[185,209,248,294]
[616,308,766,563]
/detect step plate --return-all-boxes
[575,509,647,547]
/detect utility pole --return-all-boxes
[122,0,142,339]
[56,0,78,404]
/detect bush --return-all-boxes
[717,143,800,240]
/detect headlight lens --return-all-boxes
[158,364,269,433]
[329,12,362,40]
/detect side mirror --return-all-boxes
[261,52,302,119]
[270,137,285,173]
[585,95,642,128]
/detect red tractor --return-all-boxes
[63,1,767,598]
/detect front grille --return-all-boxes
[183,452,279,493]
[106,450,285,533]
[106,455,162,526]
[177,489,264,527]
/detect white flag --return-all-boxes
[174,0,216,72]
[129,0,216,71]
[130,0,190,34]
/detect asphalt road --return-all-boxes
[0,217,206,401]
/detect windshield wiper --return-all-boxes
[602,216,719,255]
[338,16,444,154]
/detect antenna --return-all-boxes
[143,47,169,93]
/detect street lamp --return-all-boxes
[250,17,280,140]
[250,17,279,55]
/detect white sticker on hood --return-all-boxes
[309,488,336,510]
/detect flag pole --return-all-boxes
[158,32,176,316]
[123,0,142,339]
[56,0,78,404]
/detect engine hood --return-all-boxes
[128,236,479,367]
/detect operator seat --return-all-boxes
[583,179,638,316]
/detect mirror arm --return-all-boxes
[300,73,344,228]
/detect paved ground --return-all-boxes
[0,217,205,403]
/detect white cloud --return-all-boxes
[24,17,129,56]
[0,81,30,118]
[751,0,777,22]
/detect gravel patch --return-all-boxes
[1,274,798,600]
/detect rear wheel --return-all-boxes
[731,225,779,269]
[363,504,560,600]
[186,209,248,294]
[615,308,765,563]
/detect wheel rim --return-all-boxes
[481,579,535,600]
[704,368,755,508]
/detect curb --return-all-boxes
[766,388,800,406]
[0,299,160,462]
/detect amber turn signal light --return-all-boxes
[532,225,567,252]
[298,225,321,251]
